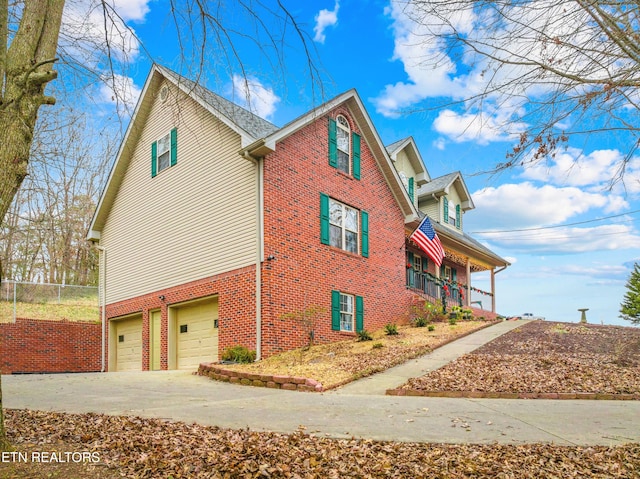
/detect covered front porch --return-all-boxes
[405,221,509,316]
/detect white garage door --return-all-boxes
[175,298,218,370]
[114,315,142,371]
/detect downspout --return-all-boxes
[244,151,263,361]
[95,245,107,372]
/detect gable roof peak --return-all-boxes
[154,64,279,142]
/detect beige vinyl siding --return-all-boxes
[101,81,258,304]
[394,150,417,180]
[418,200,440,222]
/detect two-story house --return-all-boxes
[88,64,507,372]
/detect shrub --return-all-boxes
[428,324,435,331]
[372,342,384,349]
[357,329,373,341]
[413,316,429,328]
[220,345,256,363]
[384,323,399,335]
[448,317,458,326]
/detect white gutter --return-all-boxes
[94,245,107,372]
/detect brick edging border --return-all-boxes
[385,389,640,400]
[197,319,502,393]
[197,363,323,392]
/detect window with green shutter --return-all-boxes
[321,194,368,257]
[443,197,449,223]
[151,128,177,177]
[328,114,361,180]
[408,177,414,203]
[331,290,363,332]
[360,210,369,258]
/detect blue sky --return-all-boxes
[71,0,640,327]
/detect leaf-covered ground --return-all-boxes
[403,321,640,395]
[221,321,492,389]
[3,409,640,479]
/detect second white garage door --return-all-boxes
[114,314,142,371]
[174,297,219,370]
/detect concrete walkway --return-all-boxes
[333,319,528,395]
[4,320,640,446]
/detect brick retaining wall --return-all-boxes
[0,318,101,374]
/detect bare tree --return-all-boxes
[393,0,640,184]
[0,0,319,452]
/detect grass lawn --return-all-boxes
[0,299,99,323]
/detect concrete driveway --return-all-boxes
[4,369,640,446]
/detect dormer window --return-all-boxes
[328,115,361,179]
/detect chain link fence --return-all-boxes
[0,280,99,323]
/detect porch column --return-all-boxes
[490,268,496,313]
[465,257,471,307]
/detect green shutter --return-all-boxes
[407,252,414,287]
[328,118,337,168]
[408,177,414,202]
[452,269,457,281]
[170,128,177,166]
[356,295,364,332]
[352,132,361,180]
[320,193,330,245]
[151,141,158,178]
[455,204,461,229]
[331,290,341,331]
[361,210,369,258]
[443,197,449,221]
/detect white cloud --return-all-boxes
[231,75,280,119]
[522,148,622,187]
[469,182,627,230]
[433,109,525,145]
[314,1,340,44]
[110,0,150,22]
[98,74,141,112]
[466,181,637,253]
[61,0,151,64]
[476,224,640,254]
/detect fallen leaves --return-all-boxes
[4,409,640,478]
[403,321,640,396]
[223,321,492,389]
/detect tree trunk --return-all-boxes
[0,0,66,453]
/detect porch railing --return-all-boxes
[406,269,493,313]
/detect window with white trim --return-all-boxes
[329,198,359,254]
[157,133,171,173]
[340,293,355,332]
[336,115,351,174]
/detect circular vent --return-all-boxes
[159,85,169,102]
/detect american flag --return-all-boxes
[410,216,445,267]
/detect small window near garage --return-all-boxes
[118,335,125,343]
[179,324,188,333]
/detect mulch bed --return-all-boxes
[391,321,640,399]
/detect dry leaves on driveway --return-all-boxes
[403,321,640,395]
[5,409,640,479]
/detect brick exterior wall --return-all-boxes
[0,319,101,374]
[260,107,415,356]
[104,266,256,370]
